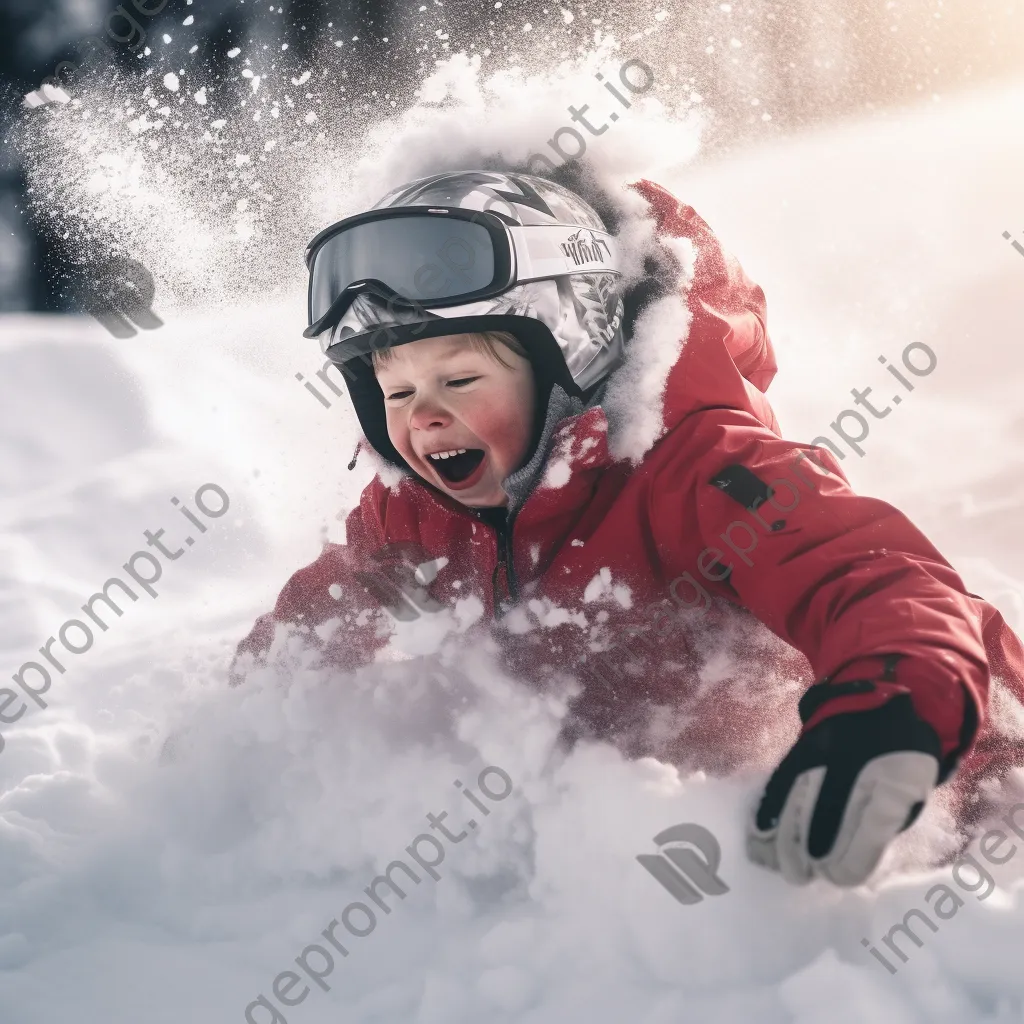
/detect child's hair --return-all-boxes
[370,329,529,372]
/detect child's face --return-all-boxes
[375,334,536,507]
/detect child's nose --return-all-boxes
[408,396,452,430]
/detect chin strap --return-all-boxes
[347,438,363,471]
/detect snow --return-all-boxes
[2,42,1024,1024]
[602,287,691,464]
[541,458,571,489]
[582,567,633,609]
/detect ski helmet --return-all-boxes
[303,169,626,471]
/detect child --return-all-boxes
[370,329,538,510]
[234,168,1024,887]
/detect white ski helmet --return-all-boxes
[303,169,627,470]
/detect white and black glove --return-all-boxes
[746,680,949,887]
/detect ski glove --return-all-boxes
[746,669,950,887]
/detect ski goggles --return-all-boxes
[303,206,620,339]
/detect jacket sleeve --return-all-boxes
[631,177,1024,778]
[651,409,1023,774]
[229,499,395,685]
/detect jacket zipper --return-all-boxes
[487,510,520,615]
[424,487,522,618]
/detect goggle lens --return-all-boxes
[309,215,496,326]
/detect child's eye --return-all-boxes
[447,376,480,388]
[386,389,414,401]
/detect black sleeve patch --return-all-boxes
[708,464,774,513]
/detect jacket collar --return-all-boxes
[502,383,585,516]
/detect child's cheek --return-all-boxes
[384,409,412,458]
[464,398,528,451]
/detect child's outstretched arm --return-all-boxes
[654,404,1024,885]
[686,416,989,766]
[630,177,1024,885]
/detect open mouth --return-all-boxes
[426,448,486,485]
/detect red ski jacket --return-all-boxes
[234,180,1024,791]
